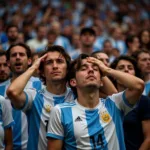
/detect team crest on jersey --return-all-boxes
[100,110,111,123]
[44,104,51,112]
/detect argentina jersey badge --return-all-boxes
[99,108,111,124]
[44,104,51,113]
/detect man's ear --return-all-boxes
[70,78,77,87]
[28,58,32,66]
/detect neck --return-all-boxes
[77,87,99,108]
[81,46,93,55]
[143,73,150,82]
[46,80,67,95]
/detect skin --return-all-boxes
[7,27,18,42]
[137,52,150,76]
[0,55,10,83]
[80,32,96,54]
[4,127,13,150]
[8,46,31,78]
[94,53,110,67]
[141,31,150,44]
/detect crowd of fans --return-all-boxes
[0,0,150,150]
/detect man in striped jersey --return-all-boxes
[7,45,74,150]
[0,43,43,150]
[47,54,144,150]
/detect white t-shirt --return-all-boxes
[0,95,14,150]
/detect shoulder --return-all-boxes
[56,101,76,109]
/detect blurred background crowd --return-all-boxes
[0,0,149,57]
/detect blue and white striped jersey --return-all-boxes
[23,87,74,150]
[0,78,43,150]
[0,95,14,150]
[47,91,133,150]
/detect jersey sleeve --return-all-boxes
[22,88,37,112]
[46,106,64,140]
[1,98,14,129]
[108,91,134,115]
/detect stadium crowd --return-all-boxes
[0,0,150,150]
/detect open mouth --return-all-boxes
[15,63,22,67]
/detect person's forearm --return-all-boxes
[105,68,144,91]
[5,145,12,150]
[7,66,36,97]
[100,76,118,95]
[139,139,150,150]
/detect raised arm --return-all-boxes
[87,57,144,105]
[7,54,47,108]
[99,76,118,98]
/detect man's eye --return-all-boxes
[57,59,64,63]
[45,60,53,64]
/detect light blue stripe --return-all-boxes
[105,98,126,150]
[53,96,65,106]
[0,85,6,96]
[27,93,44,150]
[85,109,108,150]
[59,102,76,107]
[12,109,22,150]
[61,107,77,150]
[46,133,64,140]
[145,83,150,96]
[33,81,42,91]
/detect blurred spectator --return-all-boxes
[26,24,48,53]
[132,50,150,96]
[109,27,127,54]
[0,24,19,51]
[102,39,116,63]
[49,21,72,53]
[0,50,10,85]
[91,51,110,67]
[70,27,96,59]
[125,35,140,56]
[17,32,25,43]
[0,19,8,44]
[139,29,150,50]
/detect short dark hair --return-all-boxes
[103,39,111,47]
[0,49,6,57]
[125,35,138,48]
[110,55,141,88]
[132,49,150,61]
[6,43,32,60]
[80,27,96,36]
[39,45,71,85]
[111,55,140,77]
[6,24,19,33]
[67,54,89,96]
[91,51,108,57]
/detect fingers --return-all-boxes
[87,57,104,65]
[40,54,48,62]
